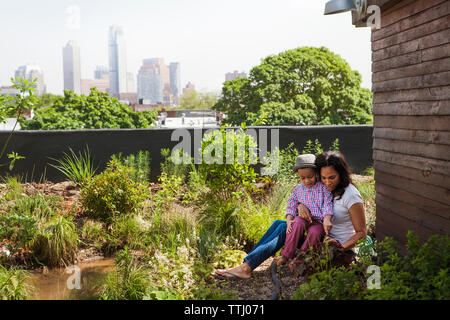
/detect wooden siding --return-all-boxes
[371,0,450,245]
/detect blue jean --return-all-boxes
[243,220,287,270]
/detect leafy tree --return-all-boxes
[178,89,218,110]
[19,88,157,130]
[213,46,372,126]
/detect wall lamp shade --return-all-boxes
[324,0,356,15]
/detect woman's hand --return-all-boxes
[297,203,312,223]
[323,215,333,236]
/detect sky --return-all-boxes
[0,0,373,95]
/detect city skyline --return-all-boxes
[0,0,372,95]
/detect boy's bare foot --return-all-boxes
[273,256,288,265]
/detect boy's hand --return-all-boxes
[297,203,312,223]
[323,215,333,236]
[286,215,294,234]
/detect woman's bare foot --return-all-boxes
[215,263,252,279]
[273,256,288,265]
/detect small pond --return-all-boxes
[27,258,115,300]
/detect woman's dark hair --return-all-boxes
[315,150,353,200]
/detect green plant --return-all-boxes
[2,175,24,201]
[110,150,151,184]
[0,214,38,254]
[0,265,32,300]
[32,215,78,267]
[9,193,61,222]
[80,219,106,248]
[264,143,299,183]
[160,148,191,181]
[0,77,37,171]
[48,146,97,187]
[106,214,147,251]
[302,139,323,156]
[362,166,374,177]
[198,126,258,201]
[293,231,450,300]
[80,159,148,223]
[100,246,150,300]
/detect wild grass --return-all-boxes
[100,246,150,300]
[48,146,97,187]
[32,215,78,267]
[2,175,24,201]
[9,193,61,223]
[0,265,32,300]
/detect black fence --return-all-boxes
[0,125,373,182]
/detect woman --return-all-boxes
[214,150,367,280]
[288,150,367,272]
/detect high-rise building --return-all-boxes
[108,25,127,98]
[14,65,46,95]
[225,70,247,81]
[169,62,181,100]
[137,58,172,104]
[62,40,81,94]
[126,72,136,93]
[94,65,109,79]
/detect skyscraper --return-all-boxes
[62,40,81,94]
[137,58,171,104]
[169,62,181,100]
[14,64,46,95]
[108,25,127,98]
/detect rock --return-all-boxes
[0,246,10,257]
[50,181,77,193]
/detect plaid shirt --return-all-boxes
[286,181,333,221]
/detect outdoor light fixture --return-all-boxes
[324,0,357,15]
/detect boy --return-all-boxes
[274,154,333,270]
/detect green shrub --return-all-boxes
[0,214,38,254]
[80,159,148,223]
[198,127,257,201]
[32,215,78,267]
[0,265,32,300]
[110,150,151,184]
[293,231,450,300]
[48,146,97,187]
